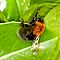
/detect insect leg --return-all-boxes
[35,11,38,17]
[31,36,40,55]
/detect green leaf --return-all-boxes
[44,5,60,60]
[16,0,30,17]
[44,5,60,34]
[0,1,60,60]
[20,3,57,22]
[0,12,8,22]
[0,23,31,57]
[0,37,58,60]
[30,0,60,5]
[3,0,20,21]
[55,52,60,60]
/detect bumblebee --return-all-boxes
[18,12,45,41]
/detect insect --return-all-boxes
[17,12,45,41]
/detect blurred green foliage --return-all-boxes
[0,0,60,60]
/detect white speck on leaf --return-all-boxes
[24,6,28,11]
[40,45,45,49]
[25,7,28,10]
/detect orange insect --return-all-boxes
[18,12,45,41]
[31,19,45,38]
